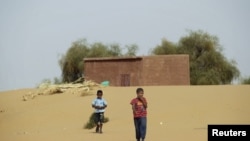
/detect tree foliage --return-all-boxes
[151,30,240,85]
[241,76,250,84]
[151,39,177,55]
[59,39,138,83]
[124,44,139,56]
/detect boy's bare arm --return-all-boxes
[102,104,107,109]
[132,104,136,113]
[139,97,147,108]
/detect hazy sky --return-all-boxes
[1,0,249,91]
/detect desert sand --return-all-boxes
[0,85,249,141]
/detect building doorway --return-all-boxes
[120,74,130,86]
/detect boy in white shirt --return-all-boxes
[92,90,107,133]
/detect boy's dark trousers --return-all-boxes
[94,112,104,123]
[94,112,104,133]
[134,117,147,141]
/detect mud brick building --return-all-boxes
[83,55,190,86]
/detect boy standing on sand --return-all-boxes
[92,90,107,133]
[130,88,148,141]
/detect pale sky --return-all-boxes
[0,0,249,91]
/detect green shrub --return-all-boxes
[84,112,109,129]
[241,77,250,84]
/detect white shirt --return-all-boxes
[92,98,107,113]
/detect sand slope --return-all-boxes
[0,85,250,141]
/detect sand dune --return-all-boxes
[0,85,250,141]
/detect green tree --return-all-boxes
[107,43,122,56]
[151,38,177,55]
[59,39,138,83]
[241,76,250,84]
[124,44,139,56]
[151,30,240,85]
[59,39,89,82]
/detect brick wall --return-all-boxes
[140,55,190,85]
[84,55,190,86]
[84,57,142,86]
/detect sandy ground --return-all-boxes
[0,85,249,141]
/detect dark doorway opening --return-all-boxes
[120,74,130,86]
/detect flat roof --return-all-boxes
[84,54,189,62]
[84,56,143,61]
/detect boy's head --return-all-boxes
[97,90,103,98]
[136,88,144,97]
